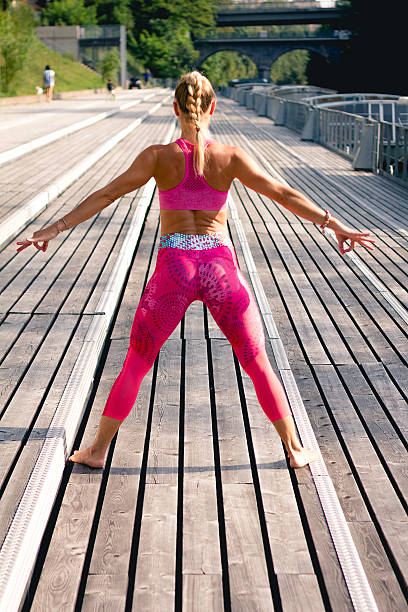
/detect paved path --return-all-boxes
[0,91,407,611]
[0,89,152,153]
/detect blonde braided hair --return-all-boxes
[174,71,215,176]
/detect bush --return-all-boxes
[0,4,36,94]
[98,48,121,82]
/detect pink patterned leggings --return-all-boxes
[102,234,291,423]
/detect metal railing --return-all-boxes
[79,25,121,39]
[316,107,366,159]
[379,122,408,184]
[217,1,339,12]
[197,29,346,40]
[224,84,408,186]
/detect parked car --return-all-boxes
[129,77,142,89]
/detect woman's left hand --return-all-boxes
[16,223,59,253]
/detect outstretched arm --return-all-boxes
[232,147,375,254]
[16,145,159,253]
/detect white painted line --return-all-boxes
[228,190,379,611]
[0,91,159,167]
[0,119,176,612]
[0,93,171,249]
[226,115,408,327]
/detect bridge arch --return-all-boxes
[195,38,345,80]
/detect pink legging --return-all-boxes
[103,241,292,423]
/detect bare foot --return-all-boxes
[289,447,320,469]
[69,447,105,468]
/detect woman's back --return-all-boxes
[155,139,235,236]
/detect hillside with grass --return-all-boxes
[1,35,104,98]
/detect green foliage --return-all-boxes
[0,4,36,93]
[202,52,257,89]
[270,50,309,85]
[41,0,97,26]
[98,47,121,81]
[89,0,134,28]
[138,21,198,78]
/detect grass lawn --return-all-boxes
[1,36,104,97]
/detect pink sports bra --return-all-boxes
[158,138,229,211]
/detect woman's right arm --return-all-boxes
[17,145,160,253]
[232,147,375,254]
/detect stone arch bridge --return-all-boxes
[194,36,348,79]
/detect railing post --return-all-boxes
[301,107,317,141]
[275,100,286,126]
[352,119,376,171]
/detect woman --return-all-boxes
[43,65,55,103]
[17,72,374,469]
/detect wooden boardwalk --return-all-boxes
[0,91,407,611]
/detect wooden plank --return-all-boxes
[145,338,182,485]
[82,574,128,611]
[183,301,205,339]
[0,217,95,314]
[0,315,92,546]
[222,483,274,611]
[131,339,181,608]
[211,339,274,609]
[82,340,154,607]
[182,575,224,611]
[0,314,53,420]
[183,340,222,587]
[0,313,30,362]
[238,365,318,576]
[277,574,325,612]
[347,521,408,612]
[313,365,408,581]
[30,335,131,610]
[131,483,178,611]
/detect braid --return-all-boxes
[175,71,215,176]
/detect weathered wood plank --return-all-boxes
[0,314,92,545]
[131,483,178,610]
[183,340,222,581]
[211,339,274,609]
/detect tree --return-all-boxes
[202,52,257,89]
[128,0,216,75]
[271,50,309,85]
[0,4,36,94]
[41,0,97,26]
[98,47,121,81]
[88,0,134,29]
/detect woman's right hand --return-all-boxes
[16,222,59,253]
[330,218,375,255]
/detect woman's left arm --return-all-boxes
[232,147,375,254]
[17,145,159,253]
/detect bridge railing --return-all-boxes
[196,30,345,40]
[217,1,339,12]
[379,122,408,183]
[224,85,408,186]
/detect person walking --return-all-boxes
[16,72,374,469]
[143,67,151,86]
[106,77,116,101]
[43,65,55,102]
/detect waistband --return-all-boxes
[158,232,232,251]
